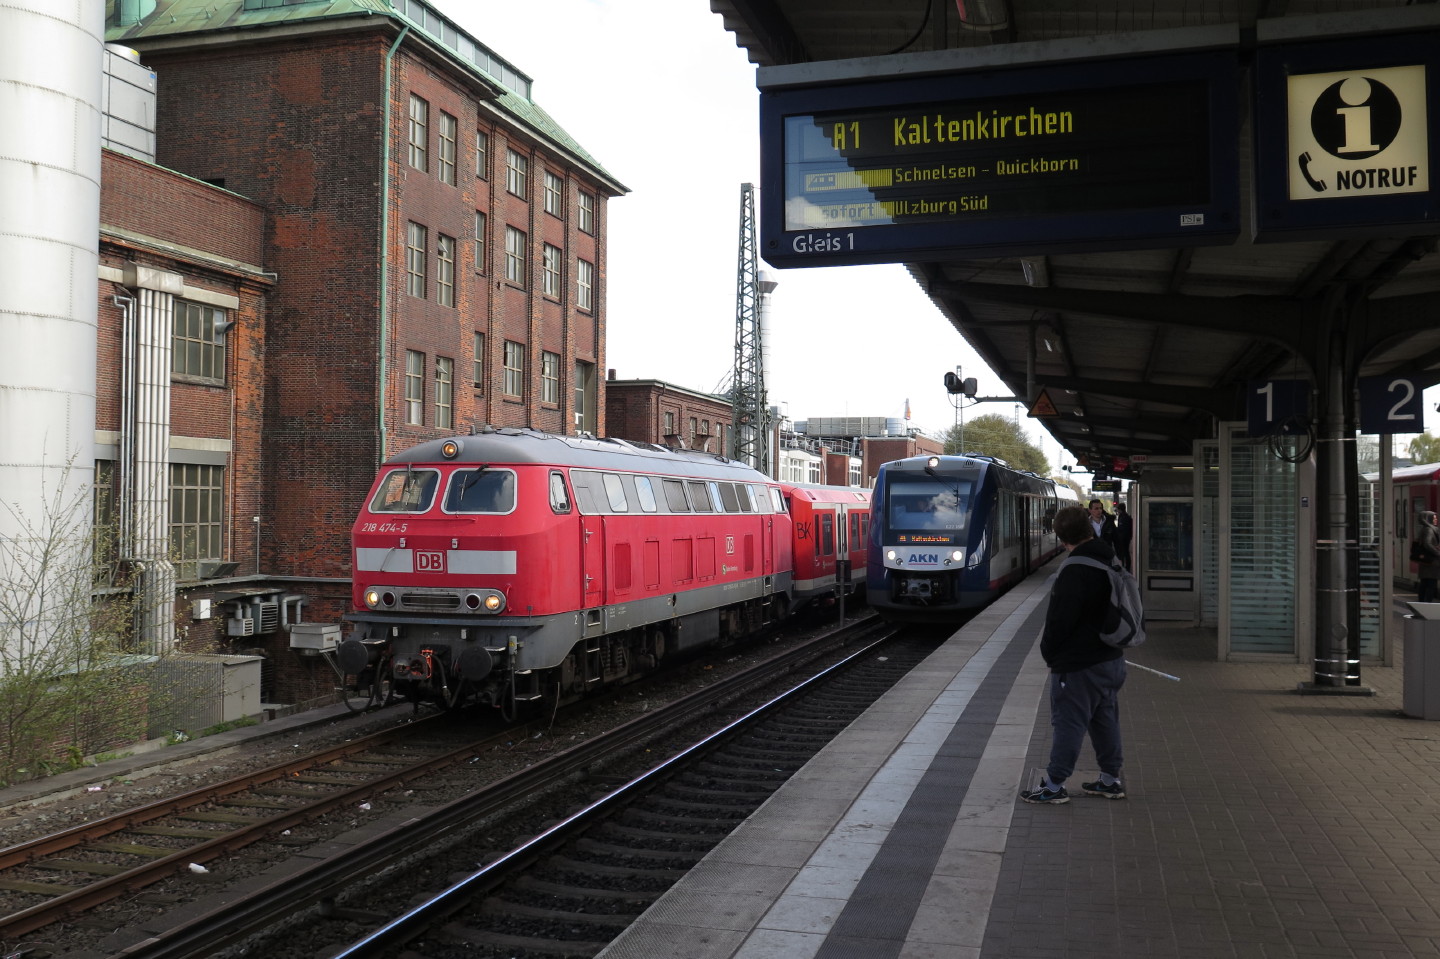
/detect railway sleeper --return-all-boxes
[477,899,635,928]
[437,923,613,955]
[573,839,705,866]
[514,874,666,901]
[541,854,687,881]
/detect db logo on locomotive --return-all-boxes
[416,550,446,573]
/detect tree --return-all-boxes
[1410,432,1440,466]
[943,413,1049,474]
[0,462,146,784]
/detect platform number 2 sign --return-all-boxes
[1359,375,1424,435]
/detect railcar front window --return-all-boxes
[370,469,440,513]
[887,477,973,536]
[444,469,516,513]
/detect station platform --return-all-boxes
[599,562,1440,959]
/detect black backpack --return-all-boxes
[1059,554,1147,648]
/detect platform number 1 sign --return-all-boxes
[1247,380,1310,437]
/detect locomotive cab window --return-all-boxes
[443,468,516,514]
[549,471,571,513]
[370,468,440,513]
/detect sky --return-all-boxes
[445,0,1434,468]
[444,1,1068,466]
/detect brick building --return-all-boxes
[604,376,735,454]
[99,0,623,708]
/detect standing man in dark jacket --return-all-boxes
[1113,502,1134,572]
[1020,505,1128,804]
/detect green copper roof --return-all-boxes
[105,0,625,192]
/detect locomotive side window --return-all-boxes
[716,482,740,512]
[370,468,440,513]
[603,473,629,512]
[549,471,571,513]
[663,478,690,512]
[443,468,516,513]
[736,484,753,512]
[634,475,658,512]
[769,487,785,513]
[686,480,714,512]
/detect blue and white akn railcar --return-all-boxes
[867,454,1065,622]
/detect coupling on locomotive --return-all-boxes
[339,427,871,717]
[867,454,1071,621]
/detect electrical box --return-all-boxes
[192,598,212,620]
[290,623,340,651]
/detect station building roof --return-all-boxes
[711,0,1440,473]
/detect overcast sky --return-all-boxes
[445,0,1069,465]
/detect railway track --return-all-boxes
[0,614,897,957]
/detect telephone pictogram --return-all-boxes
[1297,151,1326,192]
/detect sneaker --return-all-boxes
[1081,779,1126,799]
[1019,784,1069,804]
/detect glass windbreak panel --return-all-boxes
[886,474,973,542]
[1357,448,1383,659]
[1227,439,1298,655]
[444,469,516,513]
[370,469,440,513]
[1200,443,1219,626]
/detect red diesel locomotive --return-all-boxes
[338,428,870,716]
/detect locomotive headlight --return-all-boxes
[441,439,463,458]
[364,588,381,608]
[463,590,506,613]
[483,593,504,612]
[927,456,941,469]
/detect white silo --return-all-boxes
[0,4,102,659]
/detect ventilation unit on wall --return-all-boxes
[225,598,279,637]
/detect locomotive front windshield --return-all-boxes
[369,468,440,513]
[444,468,516,513]
[886,475,974,537]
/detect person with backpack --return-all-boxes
[1020,504,1130,805]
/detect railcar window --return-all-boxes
[686,480,715,512]
[603,473,628,512]
[549,472,571,513]
[663,478,690,512]
[886,476,972,535]
[369,468,440,513]
[444,469,516,513]
[634,476,658,512]
[820,513,834,556]
[716,482,740,512]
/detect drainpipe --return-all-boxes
[113,291,137,556]
[377,25,410,464]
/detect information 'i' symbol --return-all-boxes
[1310,76,1402,160]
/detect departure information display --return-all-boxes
[759,50,1240,266]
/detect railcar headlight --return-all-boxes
[886,549,899,562]
[927,456,941,469]
[951,550,964,562]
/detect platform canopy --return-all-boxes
[712,0,1440,474]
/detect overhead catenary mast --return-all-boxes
[729,182,775,475]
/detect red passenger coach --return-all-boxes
[342,428,833,717]
[780,482,872,607]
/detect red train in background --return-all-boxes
[339,428,870,717]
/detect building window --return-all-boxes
[172,300,228,382]
[170,463,223,581]
[93,459,118,584]
[475,130,488,179]
[505,226,526,287]
[473,211,486,273]
[437,234,455,306]
[438,111,457,185]
[664,411,675,436]
[503,340,525,397]
[406,221,427,298]
[408,94,428,171]
[578,190,595,234]
[544,171,564,217]
[700,419,711,451]
[506,149,528,198]
[577,258,594,311]
[574,360,595,433]
[435,356,453,429]
[405,350,424,424]
[542,243,561,297]
[541,350,560,404]
[473,332,485,388]
[689,417,698,446]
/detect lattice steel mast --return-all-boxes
[729,183,773,475]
